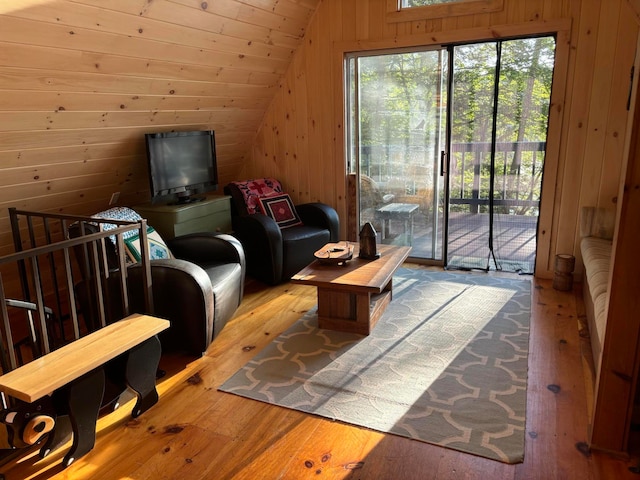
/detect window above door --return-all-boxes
[386,0,504,23]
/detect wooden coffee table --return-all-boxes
[291,244,411,335]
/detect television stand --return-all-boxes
[170,196,205,206]
[133,195,231,240]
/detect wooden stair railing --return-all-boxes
[0,209,161,469]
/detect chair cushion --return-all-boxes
[229,178,283,215]
[581,236,612,301]
[258,193,303,229]
[581,235,612,347]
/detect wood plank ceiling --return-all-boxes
[0,0,320,254]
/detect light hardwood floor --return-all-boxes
[2,265,638,479]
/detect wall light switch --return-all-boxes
[109,192,120,205]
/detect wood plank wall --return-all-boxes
[0,0,637,280]
[248,0,639,279]
[0,0,320,260]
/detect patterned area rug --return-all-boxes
[219,268,531,463]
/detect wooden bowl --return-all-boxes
[314,242,354,265]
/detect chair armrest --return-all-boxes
[129,259,215,355]
[297,203,340,242]
[77,259,215,355]
[232,213,283,248]
[167,233,245,269]
[232,214,283,284]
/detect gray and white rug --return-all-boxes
[219,268,531,463]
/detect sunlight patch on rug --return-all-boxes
[219,268,531,464]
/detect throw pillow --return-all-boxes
[258,193,303,229]
[231,178,283,215]
[91,207,173,263]
[124,227,173,263]
[92,206,144,243]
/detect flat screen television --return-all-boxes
[144,130,218,204]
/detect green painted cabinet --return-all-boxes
[134,195,232,240]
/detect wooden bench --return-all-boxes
[0,314,170,467]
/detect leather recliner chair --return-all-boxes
[69,208,245,356]
[224,178,339,285]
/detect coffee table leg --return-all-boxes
[316,287,392,336]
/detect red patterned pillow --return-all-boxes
[231,178,283,215]
[258,193,303,229]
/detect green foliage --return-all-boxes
[350,36,556,216]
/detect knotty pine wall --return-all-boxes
[0,0,320,259]
[248,0,639,279]
[0,0,637,281]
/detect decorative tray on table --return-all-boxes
[314,242,354,266]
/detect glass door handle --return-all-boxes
[440,151,447,176]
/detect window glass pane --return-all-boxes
[347,49,448,260]
[390,0,504,21]
[402,0,462,6]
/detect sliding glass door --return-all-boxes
[346,36,555,273]
[346,48,448,262]
[447,37,555,273]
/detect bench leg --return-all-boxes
[41,368,105,466]
[64,367,105,466]
[40,414,72,459]
[125,336,161,418]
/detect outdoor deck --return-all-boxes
[363,140,543,274]
[378,211,538,274]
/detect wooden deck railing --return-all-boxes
[449,141,545,214]
[359,141,545,215]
